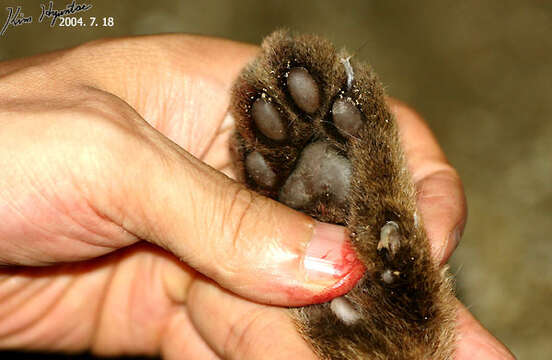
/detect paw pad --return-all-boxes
[245,151,276,188]
[252,97,288,141]
[286,67,320,114]
[332,97,363,136]
[279,141,352,209]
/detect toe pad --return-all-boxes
[287,67,320,114]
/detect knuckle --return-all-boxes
[213,183,271,278]
[223,309,273,359]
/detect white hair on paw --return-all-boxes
[340,56,354,91]
[330,296,361,325]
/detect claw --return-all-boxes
[378,221,401,256]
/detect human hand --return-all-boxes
[0,34,513,359]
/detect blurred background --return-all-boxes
[1,0,551,359]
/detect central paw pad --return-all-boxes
[279,141,352,209]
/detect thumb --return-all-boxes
[117,135,365,307]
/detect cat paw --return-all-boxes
[231,30,456,360]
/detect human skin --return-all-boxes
[0,35,514,359]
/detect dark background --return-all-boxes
[1,1,551,359]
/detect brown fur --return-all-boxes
[230,30,456,360]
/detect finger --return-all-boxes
[0,93,142,266]
[186,275,317,360]
[389,99,467,263]
[161,310,222,360]
[110,133,364,307]
[62,35,260,162]
[455,300,515,359]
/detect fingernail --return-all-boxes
[304,221,365,285]
[451,223,464,248]
[442,223,464,263]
